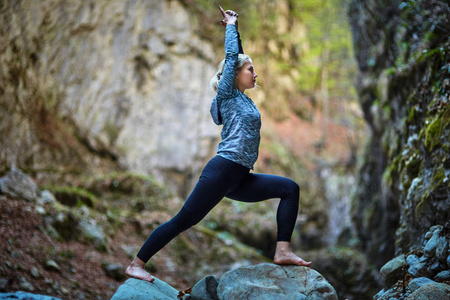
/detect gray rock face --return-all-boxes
[111,278,179,300]
[1,0,219,186]
[217,263,337,300]
[0,292,61,300]
[348,0,450,268]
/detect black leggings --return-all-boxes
[137,155,300,263]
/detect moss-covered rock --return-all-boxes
[49,186,97,208]
[349,0,450,267]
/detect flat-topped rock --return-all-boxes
[217,263,338,300]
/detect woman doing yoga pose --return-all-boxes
[126,6,312,283]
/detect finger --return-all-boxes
[218,5,226,17]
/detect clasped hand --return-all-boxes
[219,5,238,28]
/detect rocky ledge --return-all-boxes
[112,263,338,300]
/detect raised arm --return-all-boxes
[216,6,240,100]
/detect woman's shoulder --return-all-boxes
[216,88,240,101]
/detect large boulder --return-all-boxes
[217,263,337,300]
[111,278,179,300]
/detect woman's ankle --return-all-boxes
[129,257,146,268]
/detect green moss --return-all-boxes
[405,151,422,179]
[430,167,445,190]
[83,172,172,199]
[383,104,391,116]
[48,186,98,208]
[424,116,443,151]
[415,192,430,218]
[383,154,402,186]
[408,105,417,123]
[385,67,396,75]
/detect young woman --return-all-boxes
[126,6,312,283]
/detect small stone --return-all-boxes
[434,270,450,281]
[380,255,406,287]
[435,238,448,262]
[408,277,435,292]
[45,259,61,272]
[36,206,46,215]
[101,262,126,281]
[373,287,397,300]
[31,266,40,278]
[428,225,443,234]
[191,275,219,300]
[0,278,9,291]
[424,230,440,257]
[39,190,57,204]
[429,260,442,272]
[78,219,107,252]
[18,277,35,292]
[373,288,386,300]
[407,255,429,277]
[61,285,69,295]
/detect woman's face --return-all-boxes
[235,62,258,92]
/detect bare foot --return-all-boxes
[273,241,312,267]
[125,258,155,283]
[273,251,313,267]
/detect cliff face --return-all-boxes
[348,0,449,267]
[0,0,218,189]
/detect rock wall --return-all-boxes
[348,0,450,267]
[0,0,219,189]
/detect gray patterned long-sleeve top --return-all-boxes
[210,24,261,169]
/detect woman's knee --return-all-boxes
[285,179,300,199]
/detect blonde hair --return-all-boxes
[210,54,253,92]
